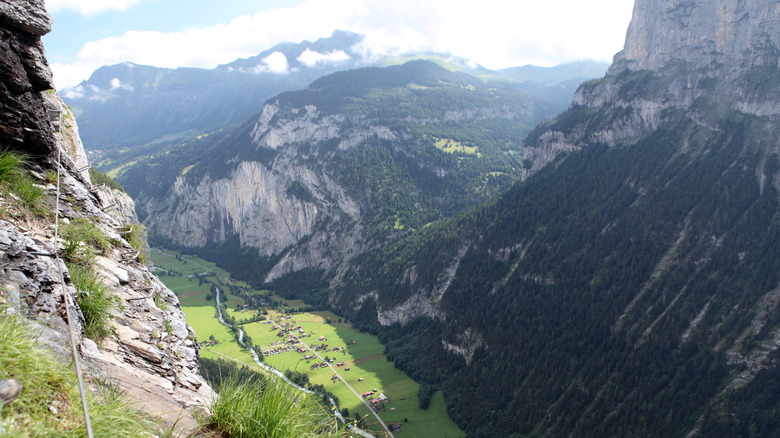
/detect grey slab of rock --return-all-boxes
[0,0,52,36]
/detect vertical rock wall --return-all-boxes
[0,0,55,156]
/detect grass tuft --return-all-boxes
[0,149,26,185]
[0,148,48,216]
[204,374,339,438]
[60,218,110,263]
[0,310,154,436]
[68,264,114,342]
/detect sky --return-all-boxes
[42,0,636,89]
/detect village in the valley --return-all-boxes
[258,316,401,430]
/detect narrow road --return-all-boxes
[297,337,394,438]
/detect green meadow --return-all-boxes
[433,137,481,157]
[153,249,464,437]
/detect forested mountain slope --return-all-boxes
[332,0,780,436]
[119,60,563,289]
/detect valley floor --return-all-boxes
[151,249,464,438]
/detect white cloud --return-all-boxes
[51,61,96,89]
[251,52,290,74]
[52,0,634,88]
[45,0,150,16]
[297,49,351,67]
[108,77,135,90]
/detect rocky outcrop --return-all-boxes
[616,0,780,74]
[0,1,212,433]
[42,90,90,180]
[0,217,211,431]
[0,0,55,156]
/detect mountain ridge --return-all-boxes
[63,29,608,154]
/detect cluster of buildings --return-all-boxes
[261,340,296,356]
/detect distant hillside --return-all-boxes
[64,30,606,154]
[63,31,365,150]
[117,60,563,293]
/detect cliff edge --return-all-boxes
[0,1,213,434]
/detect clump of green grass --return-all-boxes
[67,264,114,342]
[0,149,25,183]
[61,218,109,256]
[123,223,149,264]
[0,310,154,436]
[0,148,48,216]
[154,292,170,311]
[203,374,339,438]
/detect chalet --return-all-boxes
[362,391,374,398]
[370,399,380,405]
[336,362,344,367]
[303,355,314,360]
[388,422,403,432]
[358,377,364,381]
[318,336,327,341]
[377,394,388,403]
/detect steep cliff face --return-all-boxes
[0,2,212,433]
[617,0,780,73]
[523,0,780,177]
[0,0,55,156]
[141,104,364,281]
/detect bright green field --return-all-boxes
[153,250,464,437]
[433,137,481,157]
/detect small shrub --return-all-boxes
[68,263,114,342]
[60,218,109,265]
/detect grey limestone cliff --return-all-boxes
[523,0,780,178]
[138,99,380,282]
